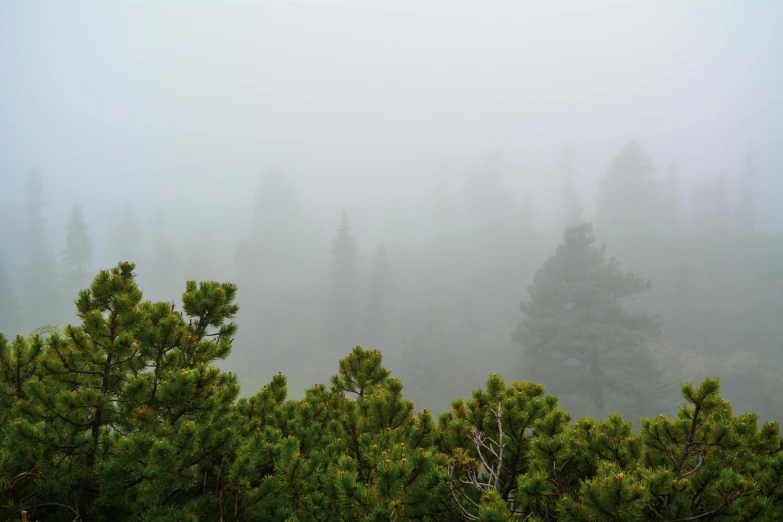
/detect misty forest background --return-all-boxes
[1,140,781,424]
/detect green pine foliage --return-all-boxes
[0,263,781,521]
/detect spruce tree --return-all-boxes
[513,223,660,417]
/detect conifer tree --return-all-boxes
[438,374,566,520]
[4,262,242,520]
[513,223,660,416]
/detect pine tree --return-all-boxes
[327,211,360,353]
[438,374,566,520]
[513,223,661,416]
[62,201,93,314]
[4,262,242,520]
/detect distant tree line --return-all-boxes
[1,141,781,424]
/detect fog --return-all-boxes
[2,1,782,420]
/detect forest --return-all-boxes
[2,142,783,520]
[2,141,782,424]
[2,2,782,520]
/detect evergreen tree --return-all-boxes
[327,211,360,353]
[62,201,93,314]
[438,373,566,520]
[3,262,242,520]
[513,223,661,416]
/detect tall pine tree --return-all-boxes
[513,223,661,417]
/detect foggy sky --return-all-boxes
[2,1,782,262]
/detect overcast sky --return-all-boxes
[2,1,781,253]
